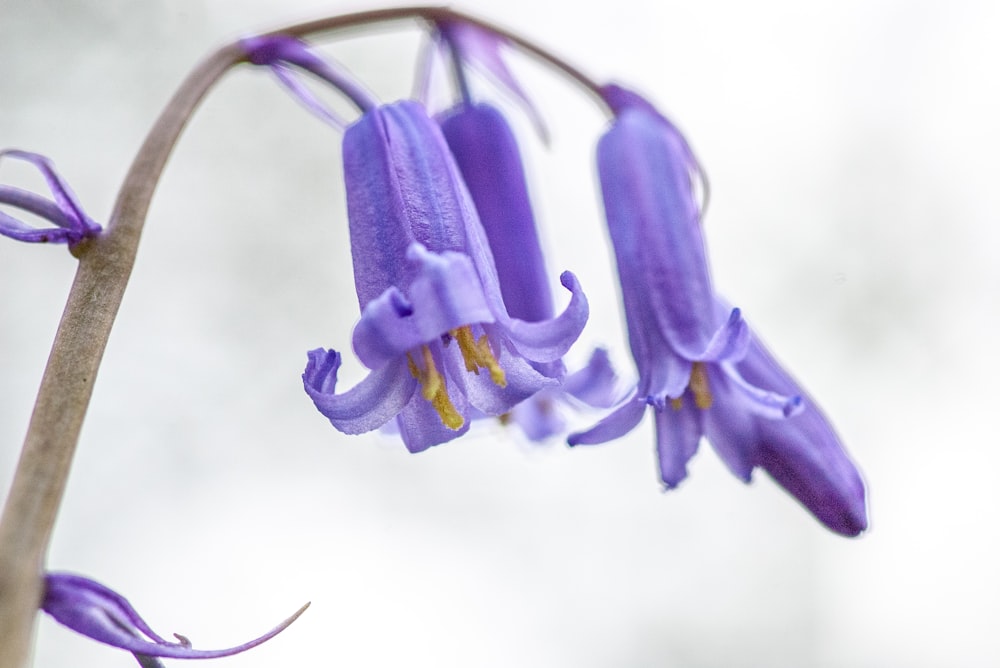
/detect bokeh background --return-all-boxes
[2,0,997,666]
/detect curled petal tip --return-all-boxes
[504,270,588,363]
[303,349,415,435]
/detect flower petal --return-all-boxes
[42,573,307,659]
[503,271,589,363]
[394,379,471,453]
[682,306,751,364]
[653,402,703,488]
[303,349,416,434]
[444,333,557,415]
[508,389,566,441]
[351,244,494,369]
[568,393,647,446]
[735,336,868,536]
[597,105,721,358]
[562,347,622,409]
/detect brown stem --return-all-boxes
[0,42,246,668]
[0,8,603,668]
[260,6,609,108]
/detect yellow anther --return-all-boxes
[451,325,507,388]
[670,397,684,411]
[689,362,713,410]
[407,346,464,430]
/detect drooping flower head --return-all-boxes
[303,100,589,452]
[570,84,867,536]
[0,150,102,248]
[42,572,307,666]
[242,34,589,451]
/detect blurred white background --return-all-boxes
[1,0,997,666]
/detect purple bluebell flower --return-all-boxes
[303,100,589,453]
[439,102,619,439]
[42,572,307,666]
[0,150,101,247]
[570,85,867,536]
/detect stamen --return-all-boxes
[450,325,507,387]
[689,362,713,409]
[407,347,464,430]
[670,397,684,411]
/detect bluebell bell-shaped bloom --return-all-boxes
[438,102,619,439]
[303,100,589,453]
[0,150,101,247]
[42,572,307,665]
[570,85,867,536]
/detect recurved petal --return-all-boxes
[303,349,416,434]
[677,307,750,364]
[503,271,588,363]
[350,287,423,369]
[720,360,804,420]
[351,244,494,369]
[567,392,647,446]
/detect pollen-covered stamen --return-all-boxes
[669,363,713,410]
[407,346,464,430]
[689,362,713,409]
[451,325,507,387]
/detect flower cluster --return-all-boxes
[2,11,872,668]
[241,20,867,536]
